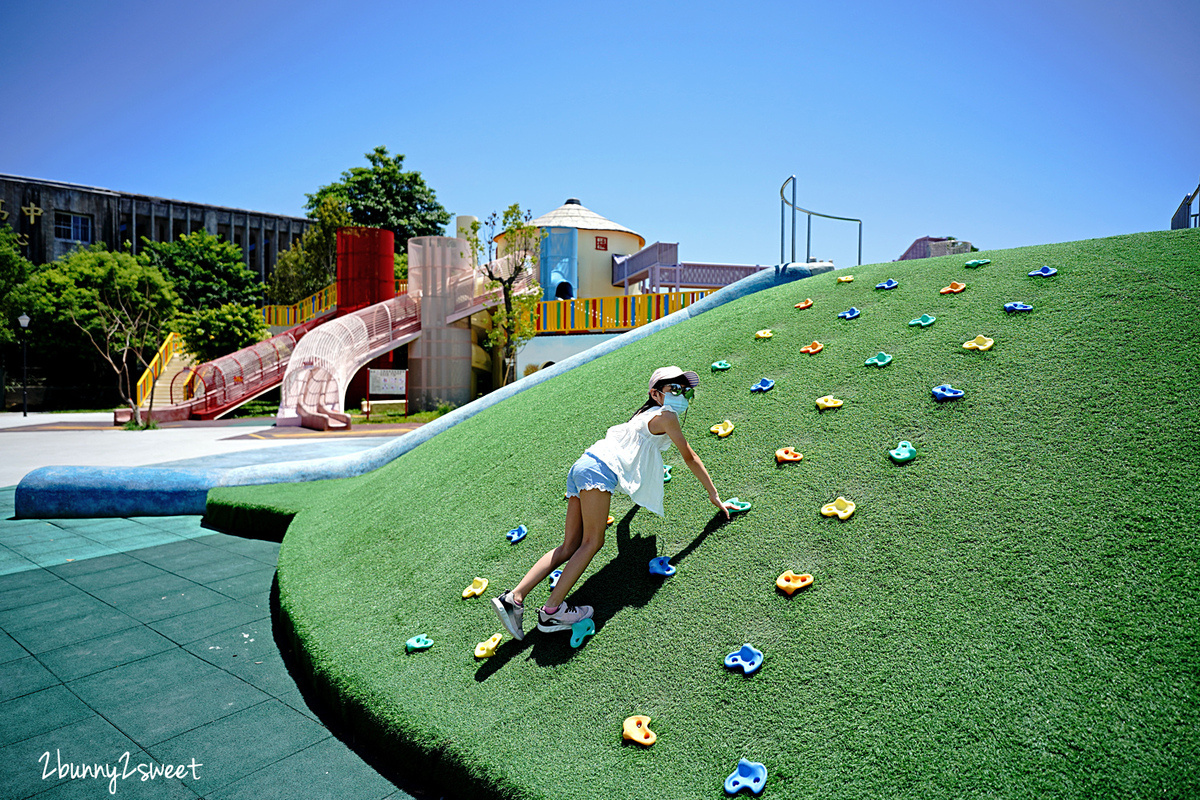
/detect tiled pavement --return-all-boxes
[0,487,425,800]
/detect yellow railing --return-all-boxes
[136,332,181,407]
[533,290,712,334]
[260,280,408,328]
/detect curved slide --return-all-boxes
[15,262,832,518]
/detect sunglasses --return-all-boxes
[662,383,695,400]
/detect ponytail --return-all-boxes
[631,380,672,420]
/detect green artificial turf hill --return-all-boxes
[209,229,1200,800]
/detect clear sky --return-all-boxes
[2,0,1196,269]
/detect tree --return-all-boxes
[173,303,267,364]
[137,230,258,310]
[462,205,541,387]
[0,226,31,346]
[306,146,450,254]
[11,245,178,426]
[267,197,351,305]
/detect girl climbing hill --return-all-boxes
[492,366,729,639]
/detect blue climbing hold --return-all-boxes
[1028,265,1057,277]
[570,618,595,648]
[725,758,768,796]
[750,378,775,393]
[506,524,528,543]
[876,278,898,290]
[649,556,676,576]
[1004,302,1033,313]
[838,307,860,320]
[549,569,562,588]
[724,643,764,676]
[932,384,965,402]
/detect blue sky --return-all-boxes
[2,0,1196,269]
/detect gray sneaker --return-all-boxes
[491,591,524,641]
[536,602,594,633]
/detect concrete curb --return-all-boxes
[15,263,831,518]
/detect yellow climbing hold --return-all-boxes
[474,633,503,658]
[462,577,489,599]
[754,329,773,339]
[815,395,843,410]
[821,496,856,519]
[837,275,854,283]
[710,420,735,437]
[623,715,657,746]
[963,335,994,351]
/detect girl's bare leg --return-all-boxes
[512,495,585,604]
[544,488,611,609]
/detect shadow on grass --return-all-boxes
[475,506,732,680]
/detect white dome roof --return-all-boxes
[530,199,645,247]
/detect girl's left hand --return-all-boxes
[711,493,730,519]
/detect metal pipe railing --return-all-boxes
[779,175,863,266]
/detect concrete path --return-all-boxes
[0,415,441,799]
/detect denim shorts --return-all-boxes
[565,451,619,498]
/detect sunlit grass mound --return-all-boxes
[209,229,1200,800]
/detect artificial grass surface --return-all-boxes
[209,229,1200,800]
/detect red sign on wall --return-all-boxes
[595,236,608,251]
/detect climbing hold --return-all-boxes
[724,644,764,676]
[940,281,966,294]
[1028,265,1057,277]
[889,441,917,463]
[750,378,775,393]
[462,577,489,599]
[864,352,892,367]
[1004,302,1033,313]
[963,335,994,351]
[506,524,528,543]
[725,758,768,796]
[876,278,898,290]
[820,496,856,519]
[754,329,773,339]
[815,395,843,410]
[649,556,676,576]
[775,447,803,463]
[799,341,823,354]
[712,360,731,372]
[794,298,813,309]
[474,633,503,659]
[838,307,860,320]
[723,497,752,513]
[607,515,614,526]
[405,635,433,653]
[909,314,936,327]
[570,618,595,648]
[965,258,991,268]
[710,420,735,438]
[837,274,854,283]
[663,465,672,482]
[623,715,656,746]
[775,570,813,595]
[932,384,965,402]
[549,569,563,588]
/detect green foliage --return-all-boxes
[137,229,257,310]
[267,196,350,305]
[306,146,450,254]
[173,303,267,364]
[0,225,32,345]
[10,244,178,422]
[212,230,1200,800]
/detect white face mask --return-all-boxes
[661,393,689,414]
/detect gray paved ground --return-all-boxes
[0,414,436,800]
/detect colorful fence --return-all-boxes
[135,332,182,407]
[261,280,409,328]
[533,291,712,334]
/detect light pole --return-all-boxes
[17,313,29,417]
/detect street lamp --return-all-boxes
[17,313,29,417]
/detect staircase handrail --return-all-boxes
[780,175,863,265]
[135,332,182,407]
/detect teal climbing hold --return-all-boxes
[889,441,917,463]
[570,618,595,648]
[405,635,433,653]
[864,352,892,367]
[712,360,731,372]
[909,314,936,327]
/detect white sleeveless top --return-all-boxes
[587,406,673,516]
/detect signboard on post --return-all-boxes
[369,369,407,395]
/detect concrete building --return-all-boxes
[897,236,974,261]
[0,174,311,282]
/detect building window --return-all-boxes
[54,212,93,243]
[595,236,607,251]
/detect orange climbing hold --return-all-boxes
[794,298,813,309]
[940,281,967,294]
[799,341,823,354]
[776,570,813,595]
[775,447,803,463]
[623,715,656,746]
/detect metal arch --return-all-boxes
[779,176,863,266]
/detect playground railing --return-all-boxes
[135,332,182,407]
[261,284,339,328]
[534,290,712,334]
